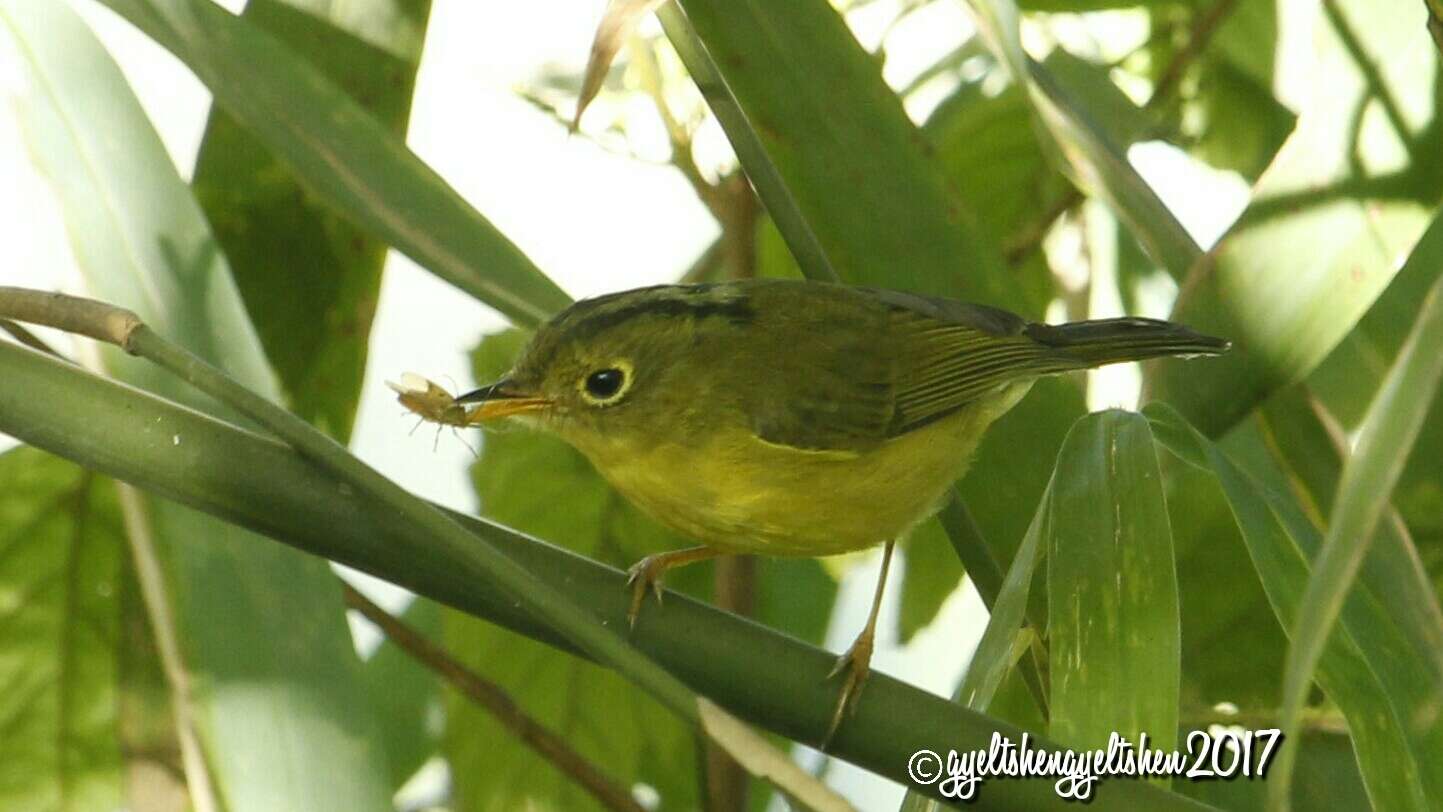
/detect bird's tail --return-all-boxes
[1024,317,1229,369]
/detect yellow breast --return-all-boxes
[572,382,1033,557]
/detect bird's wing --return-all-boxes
[746,321,896,454]
[745,287,1055,452]
[875,289,1064,436]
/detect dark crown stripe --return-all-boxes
[561,286,756,342]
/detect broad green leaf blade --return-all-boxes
[361,596,443,792]
[1046,411,1180,769]
[1151,0,1438,435]
[924,79,1062,252]
[963,0,1203,280]
[192,0,432,441]
[96,0,572,328]
[657,6,840,284]
[672,0,1012,303]
[1146,404,1439,810]
[1275,269,1443,807]
[0,4,391,809]
[1165,449,1289,708]
[0,448,122,812]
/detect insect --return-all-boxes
[385,372,479,456]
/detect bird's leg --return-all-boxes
[625,546,719,628]
[823,540,895,747]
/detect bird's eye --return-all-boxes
[580,363,631,405]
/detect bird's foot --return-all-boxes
[625,554,669,629]
[822,630,875,748]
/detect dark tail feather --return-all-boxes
[1024,317,1229,369]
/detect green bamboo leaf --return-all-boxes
[956,477,1051,713]
[1275,267,1443,807]
[1146,403,1440,810]
[921,75,1063,332]
[671,0,1013,304]
[0,4,391,809]
[1254,386,1443,712]
[95,0,571,328]
[1151,0,1438,435]
[1309,212,1443,565]
[0,337,1219,812]
[1165,443,1287,713]
[1046,411,1180,771]
[963,0,1203,280]
[192,0,432,441]
[0,448,123,812]
[657,6,840,286]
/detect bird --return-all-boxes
[452,278,1228,744]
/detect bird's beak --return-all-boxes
[455,379,552,422]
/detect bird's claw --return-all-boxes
[821,633,875,748]
[625,556,667,629]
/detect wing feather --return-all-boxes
[744,284,1061,450]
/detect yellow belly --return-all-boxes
[577,382,1032,556]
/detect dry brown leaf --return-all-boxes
[572,0,666,132]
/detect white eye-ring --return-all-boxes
[578,359,634,406]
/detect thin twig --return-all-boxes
[1322,0,1416,155]
[341,586,645,812]
[1146,0,1242,112]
